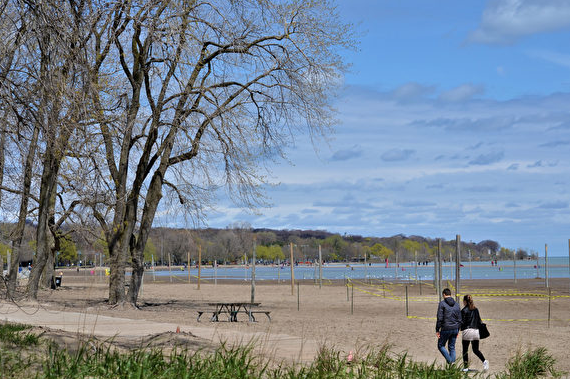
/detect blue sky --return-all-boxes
[161,0,570,256]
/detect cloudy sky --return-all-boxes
[164,0,570,256]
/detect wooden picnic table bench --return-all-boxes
[196,302,270,322]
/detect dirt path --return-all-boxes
[0,301,318,363]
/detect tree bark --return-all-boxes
[27,155,59,299]
[0,126,5,210]
[127,170,165,305]
[6,122,40,297]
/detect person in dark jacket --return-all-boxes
[436,288,462,364]
[460,294,489,371]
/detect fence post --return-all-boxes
[318,245,323,289]
[548,288,551,328]
[197,245,201,290]
[455,235,461,300]
[545,244,549,288]
[290,243,295,295]
[351,283,354,315]
[406,286,409,317]
[437,239,442,301]
[297,281,300,311]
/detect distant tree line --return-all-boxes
[1,221,536,268]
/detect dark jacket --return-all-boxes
[436,296,462,332]
[460,307,482,330]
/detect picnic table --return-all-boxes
[196,302,271,322]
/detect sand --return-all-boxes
[2,268,570,375]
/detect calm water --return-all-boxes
[152,257,570,281]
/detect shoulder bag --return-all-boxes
[477,309,490,339]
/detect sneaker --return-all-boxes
[483,360,489,371]
[462,368,469,372]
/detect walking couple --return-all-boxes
[436,288,489,371]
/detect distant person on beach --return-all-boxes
[460,294,489,371]
[436,288,462,364]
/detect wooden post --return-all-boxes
[437,239,442,302]
[197,245,202,290]
[350,282,354,315]
[318,245,323,289]
[544,244,550,288]
[414,250,418,283]
[548,288,552,328]
[7,249,10,276]
[536,251,540,279]
[406,286,410,317]
[513,249,517,284]
[364,250,367,281]
[313,259,317,284]
[297,281,300,311]
[187,251,190,283]
[469,249,472,280]
[346,277,349,301]
[419,277,422,296]
[168,253,172,283]
[290,242,295,295]
[455,235,460,300]
[251,238,256,304]
[449,248,453,282]
[433,251,438,290]
[214,259,217,286]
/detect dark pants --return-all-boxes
[462,339,485,365]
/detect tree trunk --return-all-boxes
[127,160,167,306]
[108,235,128,304]
[0,126,5,210]
[42,249,55,288]
[6,122,40,297]
[28,151,60,300]
[127,184,162,307]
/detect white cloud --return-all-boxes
[391,82,435,101]
[468,0,570,44]
[381,148,415,162]
[330,145,363,161]
[468,150,505,166]
[439,84,484,102]
[189,84,570,255]
[527,49,570,69]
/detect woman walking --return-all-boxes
[460,294,489,371]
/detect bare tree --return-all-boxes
[1,0,352,306]
[0,0,92,299]
[84,0,353,306]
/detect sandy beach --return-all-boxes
[2,268,570,375]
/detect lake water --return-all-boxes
[152,257,570,281]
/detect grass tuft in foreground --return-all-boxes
[0,322,565,378]
[0,322,39,347]
[495,347,563,379]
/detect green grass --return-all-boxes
[495,347,563,379]
[0,322,565,378]
[0,322,39,346]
